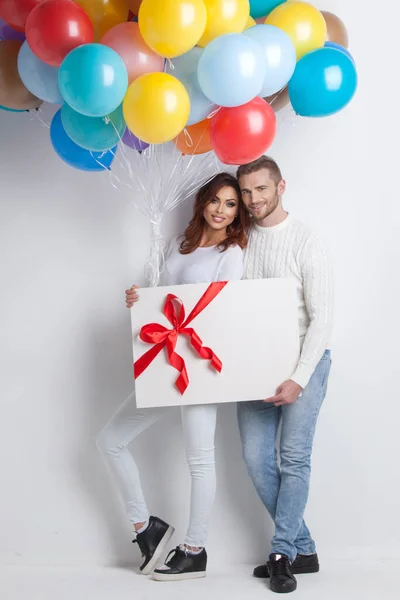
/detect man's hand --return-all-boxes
[264,380,303,407]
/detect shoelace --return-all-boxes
[269,556,293,577]
[132,535,147,557]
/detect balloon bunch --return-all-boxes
[0,0,358,169]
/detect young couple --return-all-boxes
[96,156,333,594]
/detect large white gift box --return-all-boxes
[131,278,299,409]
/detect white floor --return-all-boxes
[0,561,397,600]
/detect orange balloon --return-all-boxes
[127,0,142,13]
[321,11,349,48]
[75,0,129,40]
[174,119,213,155]
[0,40,42,110]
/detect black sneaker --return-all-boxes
[267,553,297,594]
[253,553,319,578]
[152,545,207,581]
[133,516,175,575]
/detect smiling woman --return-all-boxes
[179,172,249,254]
[96,171,247,581]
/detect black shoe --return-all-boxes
[267,553,297,594]
[253,553,319,578]
[152,545,207,581]
[133,516,175,575]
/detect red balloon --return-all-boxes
[0,0,42,32]
[210,97,277,166]
[26,0,94,67]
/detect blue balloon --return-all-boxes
[324,42,355,64]
[288,48,358,118]
[181,73,217,125]
[0,104,25,112]
[168,47,216,125]
[243,25,296,97]
[250,0,285,19]
[61,103,126,152]
[17,41,62,104]
[198,33,266,108]
[50,109,116,171]
[58,44,128,117]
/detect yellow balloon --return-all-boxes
[198,0,250,47]
[138,0,207,58]
[266,1,327,59]
[123,73,191,144]
[75,0,129,40]
[245,15,256,29]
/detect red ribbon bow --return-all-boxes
[134,281,227,395]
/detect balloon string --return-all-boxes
[207,107,221,119]
[183,128,193,148]
[29,107,50,129]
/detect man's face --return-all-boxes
[239,169,285,222]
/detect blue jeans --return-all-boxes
[237,350,331,562]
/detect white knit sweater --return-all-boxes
[244,215,334,389]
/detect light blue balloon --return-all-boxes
[243,25,296,97]
[17,41,62,104]
[250,0,285,19]
[59,44,128,118]
[50,109,116,172]
[324,42,355,64]
[61,103,126,152]
[197,33,266,108]
[182,73,217,125]
[288,48,358,118]
[168,47,203,79]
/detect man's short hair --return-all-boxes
[237,156,283,185]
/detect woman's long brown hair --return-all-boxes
[179,173,249,255]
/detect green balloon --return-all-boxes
[61,103,126,152]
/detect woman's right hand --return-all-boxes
[125,285,139,308]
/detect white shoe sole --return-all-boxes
[152,570,206,582]
[140,525,175,576]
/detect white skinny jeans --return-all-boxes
[96,391,217,547]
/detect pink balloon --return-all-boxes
[101,22,164,84]
[255,16,267,23]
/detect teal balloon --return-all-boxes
[0,105,25,112]
[17,41,62,104]
[61,103,126,152]
[288,48,358,118]
[58,44,128,118]
[50,109,116,172]
[250,0,285,19]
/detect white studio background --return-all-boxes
[0,0,399,568]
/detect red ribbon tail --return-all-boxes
[165,336,189,395]
[182,328,223,374]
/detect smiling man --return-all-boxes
[236,157,334,594]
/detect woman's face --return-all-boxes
[203,185,239,231]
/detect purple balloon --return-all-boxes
[122,128,149,152]
[0,18,26,42]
